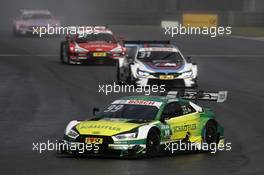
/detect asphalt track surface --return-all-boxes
[0,25,264,175]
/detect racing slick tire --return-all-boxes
[146,129,160,157]
[126,64,137,86]
[60,41,71,65]
[13,27,21,37]
[192,79,198,88]
[203,120,219,152]
[116,62,124,85]
[117,63,135,85]
[60,41,66,63]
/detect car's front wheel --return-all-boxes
[60,41,72,64]
[116,62,124,84]
[60,41,66,63]
[146,129,160,157]
[13,27,20,37]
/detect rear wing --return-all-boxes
[167,90,228,103]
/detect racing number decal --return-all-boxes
[138,51,151,58]
[104,105,124,112]
[164,129,170,137]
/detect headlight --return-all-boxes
[75,45,88,53]
[65,128,79,139]
[115,132,138,140]
[181,70,193,78]
[137,69,150,77]
[111,47,123,53]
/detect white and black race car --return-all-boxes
[117,41,198,88]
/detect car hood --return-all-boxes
[144,61,184,71]
[77,42,118,52]
[75,118,147,136]
[137,60,187,73]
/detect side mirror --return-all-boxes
[160,113,170,123]
[117,35,125,41]
[92,107,100,116]
[127,56,134,64]
[117,36,125,45]
[186,56,192,63]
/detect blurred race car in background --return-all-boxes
[117,41,198,88]
[13,9,60,36]
[60,26,126,65]
[59,90,227,157]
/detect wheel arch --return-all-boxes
[202,119,220,142]
[148,126,161,137]
[137,125,161,141]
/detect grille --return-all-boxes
[148,79,185,87]
[76,135,114,144]
[150,72,181,78]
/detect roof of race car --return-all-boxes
[20,9,51,15]
[124,42,180,52]
[74,26,113,35]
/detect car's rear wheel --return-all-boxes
[146,129,160,157]
[203,120,219,151]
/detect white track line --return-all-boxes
[189,54,264,58]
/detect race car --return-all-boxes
[13,9,60,36]
[117,41,198,88]
[59,90,227,157]
[60,26,126,65]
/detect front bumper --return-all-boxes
[135,77,197,88]
[59,139,146,157]
[69,55,120,65]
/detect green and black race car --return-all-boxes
[60,90,227,157]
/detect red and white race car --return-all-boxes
[60,26,126,65]
[13,9,60,36]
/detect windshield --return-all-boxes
[137,51,184,63]
[22,14,52,20]
[77,33,116,43]
[96,104,159,121]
